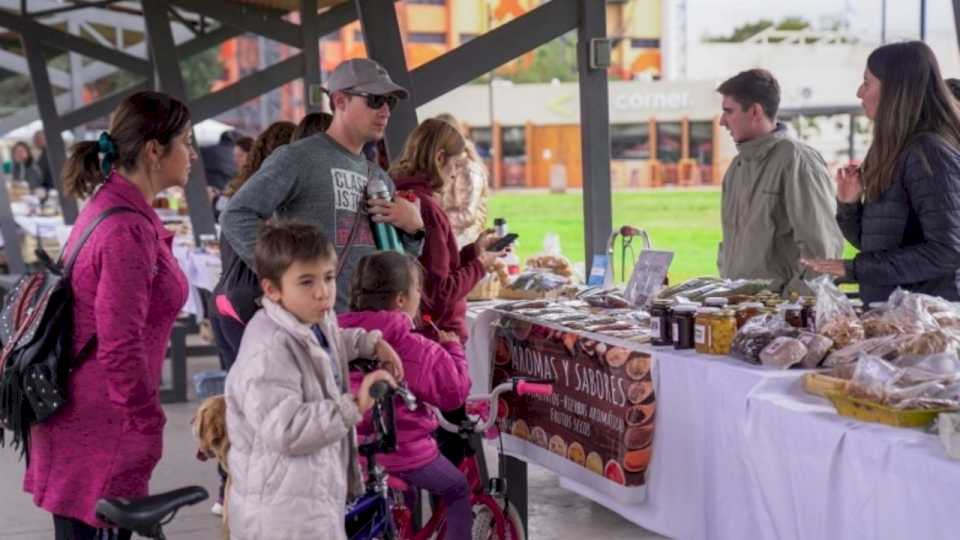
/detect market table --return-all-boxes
[466,305,960,540]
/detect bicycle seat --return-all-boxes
[96,486,208,536]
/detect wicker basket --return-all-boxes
[825,390,957,428]
[468,277,501,301]
[802,372,848,398]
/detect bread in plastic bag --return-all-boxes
[808,275,864,348]
[731,313,796,365]
[797,331,833,368]
[759,336,808,369]
[824,335,901,367]
[848,354,900,402]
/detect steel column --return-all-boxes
[577,0,611,273]
[142,0,216,241]
[21,35,79,223]
[300,0,322,113]
[354,0,417,157]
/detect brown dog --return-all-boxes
[192,395,230,538]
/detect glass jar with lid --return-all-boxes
[779,303,803,328]
[735,302,765,329]
[707,309,737,355]
[704,297,729,309]
[650,300,673,346]
[694,307,719,354]
[672,304,698,350]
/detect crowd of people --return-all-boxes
[13,38,960,540]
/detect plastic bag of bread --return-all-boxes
[525,233,574,278]
[848,354,899,402]
[808,275,864,348]
[894,330,960,357]
[824,335,901,367]
[731,313,796,365]
[797,331,833,368]
[759,336,808,369]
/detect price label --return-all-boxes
[694,324,707,345]
[651,317,661,337]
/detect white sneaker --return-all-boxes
[211,502,224,516]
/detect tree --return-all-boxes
[494,31,578,84]
[702,17,811,43]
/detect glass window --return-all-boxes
[610,123,650,160]
[689,121,713,165]
[470,127,492,160]
[408,33,446,44]
[656,122,682,164]
[501,126,526,158]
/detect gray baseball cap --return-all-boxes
[325,58,409,99]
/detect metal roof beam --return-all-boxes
[410,0,579,107]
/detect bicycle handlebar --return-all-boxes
[432,377,554,435]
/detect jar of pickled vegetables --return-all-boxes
[707,309,737,355]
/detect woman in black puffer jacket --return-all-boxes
[802,41,960,304]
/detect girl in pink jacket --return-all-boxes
[339,251,472,540]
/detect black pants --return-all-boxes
[53,515,131,540]
[210,310,244,372]
[436,406,474,467]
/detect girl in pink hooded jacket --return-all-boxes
[339,251,472,540]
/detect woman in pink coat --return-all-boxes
[22,91,194,539]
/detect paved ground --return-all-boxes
[0,347,668,539]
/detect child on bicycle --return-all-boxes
[340,251,473,540]
[225,222,402,540]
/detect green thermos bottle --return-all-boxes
[367,175,404,252]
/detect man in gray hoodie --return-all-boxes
[716,69,843,295]
[220,59,425,311]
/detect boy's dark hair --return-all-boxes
[946,78,960,101]
[255,221,335,286]
[717,69,781,120]
[350,251,423,311]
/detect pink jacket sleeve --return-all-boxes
[405,335,471,411]
[93,221,159,421]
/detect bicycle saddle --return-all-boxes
[95,486,209,535]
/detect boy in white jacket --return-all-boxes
[225,221,402,540]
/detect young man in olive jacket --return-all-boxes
[716,69,843,295]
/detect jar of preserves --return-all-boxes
[735,302,765,329]
[780,303,803,328]
[672,304,697,350]
[694,307,719,354]
[650,300,673,346]
[801,298,817,331]
[707,309,737,355]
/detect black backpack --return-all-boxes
[0,207,139,455]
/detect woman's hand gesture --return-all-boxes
[836,163,863,204]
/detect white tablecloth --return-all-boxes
[172,243,222,317]
[466,306,960,540]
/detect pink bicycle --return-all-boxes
[346,376,553,540]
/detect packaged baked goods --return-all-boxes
[759,336,808,369]
[731,313,796,364]
[809,276,864,349]
[896,330,960,356]
[526,254,574,278]
[848,354,900,402]
[797,331,833,369]
[824,335,901,367]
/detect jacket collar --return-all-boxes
[393,173,436,196]
[102,171,172,241]
[735,123,789,162]
[262,296,335,347]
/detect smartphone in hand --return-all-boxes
[487,233,519,252]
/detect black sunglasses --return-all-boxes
[344,90,399,111]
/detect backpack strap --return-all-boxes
[61,207,149,278]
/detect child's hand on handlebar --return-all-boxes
[437,330,459,344]
[356,370,396,414]
[374,338,404,382]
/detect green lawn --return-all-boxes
[487,189,857,284]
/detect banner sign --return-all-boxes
[492,315,656,489]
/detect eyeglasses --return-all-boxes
[344,91,399,112]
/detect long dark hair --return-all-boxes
[223,121,295,197]
[350,251,422,311]
[862,41,960,201]
[62,91,191,198]
[11,141,33,167]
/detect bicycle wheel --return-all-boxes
[471,500,524,540]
